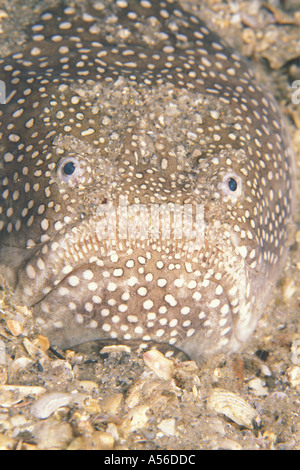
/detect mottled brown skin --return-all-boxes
[0,0,295,362]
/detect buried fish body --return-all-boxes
[0,0,295,362]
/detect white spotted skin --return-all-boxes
[0,0,295,362]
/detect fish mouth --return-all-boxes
[6,213,262,359]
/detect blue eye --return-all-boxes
[228,177,238,192]
[62,161,76,176]
[218,172,242,199]
[57,156,85,186]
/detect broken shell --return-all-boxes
[7,319,23,336]
[10,357,34,375]
[0,365,7,385]
[23,338,49,361]
[33,335,50,351]
[207,389,260,429]
[143,349,175,380]
[0,384,45,407]
[30,392,73,419]
[122,404,150,433]
[0,11,8,20]
[101,393,123,415]
[100,344,131,355]
[0,434,15,450]
[0,384,45,396]
[282,278,296,302]
[83,397,102,415]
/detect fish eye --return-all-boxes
[218,172,242,199]
[57,156,85,186]
[228,177,238,192]
[62,161,76,176]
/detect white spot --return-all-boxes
[107,282,117,292]
[137,287,147,296]
[128,315,138,323]
[113,268,123,277]
[157,278,167,287]
[192,292,202,301]
[118,304,128,312]
[83,269,94,280]
[174,278,184,288]
[209,299,221,308]
[220,304,230,315]
[143,299,154,310]
[102,324,111,332]
[88,282,98,291]
[164,294,177,307]
[75,314,84,324]
[68,275,80,287]
[181,306,190,315]
[156,329,165,338]
[187,280,197,289]
[215,284,223,295]
[187,328,195,337]
[58,286,69,296]
[26,265,36,279]
[127,276,138,286]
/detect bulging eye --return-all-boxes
[62,161,76,176]
[218,172,242,199]
[228,177,238,192]
[57,156,85,186]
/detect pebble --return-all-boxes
[67,431,114,450]
[32,418,73,449]
[10,357,33,375]
[0,434,15,450]
[248,378,268,397]
[218,438,243,450]
[77,380,99,393]
[291,338,300,365]
[286,366,300,388]
[157,418,177,436]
